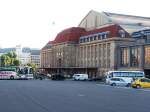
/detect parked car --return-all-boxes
[35,73,49,80]
[132,78,150,88]
[108,77,131,87]
[51,74,65,80]
[73,74,88,81]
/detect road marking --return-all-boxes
[114,86,132,90]
[78,94,85,97]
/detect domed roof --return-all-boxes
[42,41,54,50]
[47,40,55,44]
[54,27,86,43]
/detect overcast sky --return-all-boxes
[0,0,150,49]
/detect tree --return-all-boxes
[0,51,20,67]
[27,63,37,72]
[0,55,6,66]
[6,51,17,58]
[13,59,20,66]
[0,55,11,66]
[5,55,11,66]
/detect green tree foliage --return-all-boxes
[6,51,17,58]
[0,55,7,66]
[13,59,20,66]
[0,51,20,67]
[27,63,37,72]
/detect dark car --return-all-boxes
[51,74,65,80]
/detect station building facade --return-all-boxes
[41,10,150,78]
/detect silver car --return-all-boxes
[109,77,131,87]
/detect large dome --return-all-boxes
[54,27,86,43]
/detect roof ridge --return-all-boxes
[104,12,150,20]
[78,10,101,26]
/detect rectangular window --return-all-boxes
[145,45,150,65]
[94,36,97,40]
[131,47,140,67]
[102,34,105,39]
[98,34,101,40]
[121,47,129,67]
[90,36,93,41]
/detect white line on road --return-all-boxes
[78,94,85,97]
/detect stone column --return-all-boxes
[128,47,131,67]
[89,45,92,67]
[85,45,88,67]
[139,45,144,69]
[110,42,117,70]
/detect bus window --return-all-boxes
[120,72,128,77]
[135,72,144,77]
[128,72,134,77]
[29,68,33,74]
[113,72,121,77]
[23,68,28,74]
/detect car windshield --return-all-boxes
[111,78,120,81]
[141,78,150,83]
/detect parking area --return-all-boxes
[0,80,150,112]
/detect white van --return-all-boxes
[73,74,88,81]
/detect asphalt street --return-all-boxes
[0,80,150,112]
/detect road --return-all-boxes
[0,80,150,112]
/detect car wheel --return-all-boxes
[136,85,141,89]
[10,76,14,80]
[111,83,116,86]
[126,83,131,87]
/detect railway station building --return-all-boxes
[40,10,150,78]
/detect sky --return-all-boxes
[0,0,150,49]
